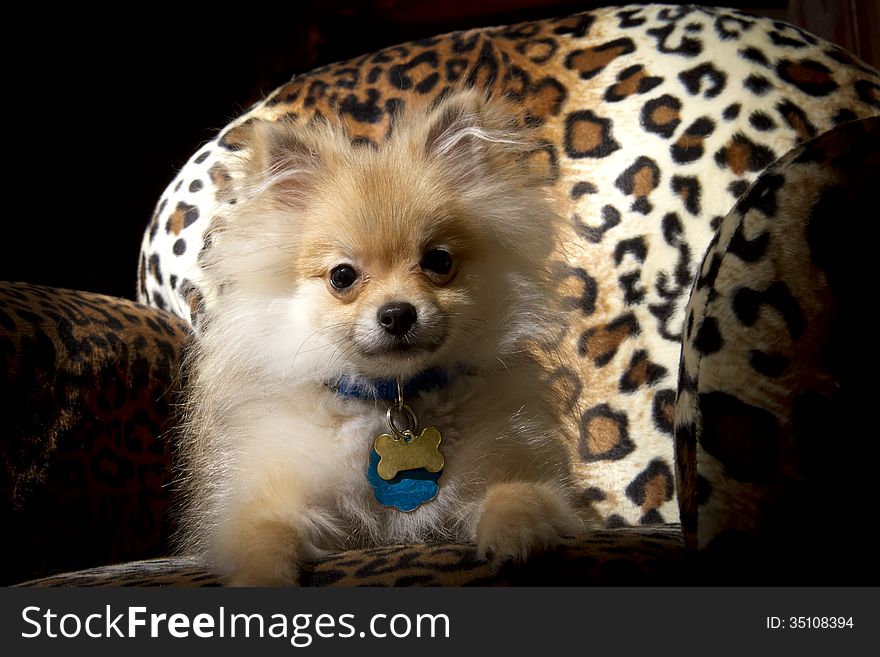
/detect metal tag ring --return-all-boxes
[386,403,418,440]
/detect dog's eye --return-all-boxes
[329,264,358,290]
[420,248,453,276]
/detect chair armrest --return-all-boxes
[674,117,880,584]
[0,283,190,584]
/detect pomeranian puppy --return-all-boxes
[175,89,583,586]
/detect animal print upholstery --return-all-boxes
[0,283,189,584]
[675,116,880,584]
[137,4,880,528]
[17,525,684,586]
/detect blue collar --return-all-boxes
[333,368,451,401]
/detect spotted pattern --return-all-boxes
[0,282,191,585]
[16,525,684,586]
[675,117,880,584]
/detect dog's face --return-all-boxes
[285,152,510,380]
[204,91,556,384]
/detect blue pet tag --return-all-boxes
[367,450,441,512]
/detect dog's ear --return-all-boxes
[421,89,524,179]
[235,117,335,208]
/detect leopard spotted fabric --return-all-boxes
[0,282,190,584]
[17,525,684,586]
[675,116,880,584]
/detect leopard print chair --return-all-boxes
[3,4,878,586]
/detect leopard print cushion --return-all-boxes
[17,525,684,586]
[0,282,190,584]
[675,116,880,584]
[137,4,880,529]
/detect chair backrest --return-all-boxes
[137,4,880,529]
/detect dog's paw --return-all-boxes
[475,481,582,564]
[227,561,300,587]
[219,517,303,587]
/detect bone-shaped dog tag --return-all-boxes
[374,426,444,481]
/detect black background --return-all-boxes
[1,1,788,300]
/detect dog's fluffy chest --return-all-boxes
[226,373,544,549]
[281,379,489,547]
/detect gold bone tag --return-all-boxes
[374,426,444,481]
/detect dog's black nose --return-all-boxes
[377,302,417,338]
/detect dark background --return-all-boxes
[4,0,872,301]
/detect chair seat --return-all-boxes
[17,524,684,586]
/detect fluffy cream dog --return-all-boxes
[175,89,583,585]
